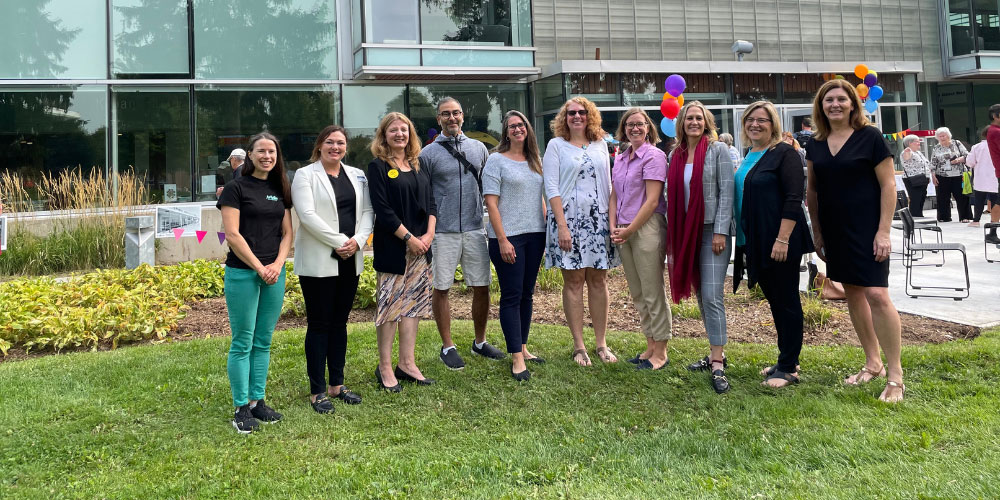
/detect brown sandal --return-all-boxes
[596,346,618,363]
[571,348,591,367]
[844,365,885,386]
[879,380,906,403]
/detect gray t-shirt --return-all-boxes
[482,152,546,239]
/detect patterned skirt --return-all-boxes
[375,253,433,326]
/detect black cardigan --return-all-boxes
[367,157,437,275]
[733,142,815,290]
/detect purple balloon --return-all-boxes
[863,73,877,87]
[665,74,686,97]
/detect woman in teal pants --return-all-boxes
[217,132,294,434]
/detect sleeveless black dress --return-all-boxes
[805,126,892,287]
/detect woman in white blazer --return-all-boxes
[292,125,374,414]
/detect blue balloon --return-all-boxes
[864,99,879,114]
[660,117,677,137]
[868,85,884,101]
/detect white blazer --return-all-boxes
[292,161,374,277]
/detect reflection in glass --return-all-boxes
[112,0,189,76]
[622,73,727,107]
[408,84,528,152]
[949,0,974,56]
[975,1,1000,51]
[2,0,106,78]
[0,87,107,205]
[194,0,337,79]
[342,85,406,169]
[733,74,778,105]
[534,75,564,114]
[113,88,191,203]
[566,73,620,105]
[421,0,515,46]
[364,0,418,44]
[196,86,341,198]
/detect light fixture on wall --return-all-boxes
[732,40,753,62]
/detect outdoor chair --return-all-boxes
[898,208,970,301]
[891,195,941,262]
[986,222,1000,263]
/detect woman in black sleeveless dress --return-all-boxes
[805,79,905,403]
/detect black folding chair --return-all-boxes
[898,208,970,300]
[985,222,1000,263]
[891,197,942,263]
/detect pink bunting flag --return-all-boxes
[217,231,227,244]
[172,228,185,240]
[196,230,207,243]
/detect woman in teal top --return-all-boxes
[734,149,766,247]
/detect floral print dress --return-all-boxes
[544,147,619,270]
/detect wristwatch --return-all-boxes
[403,232,413,241]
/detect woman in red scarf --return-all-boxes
[666,101,735,394]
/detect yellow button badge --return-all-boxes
[388,169,399,179]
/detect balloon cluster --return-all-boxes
[853,64,883,114]
[659,74,686,138]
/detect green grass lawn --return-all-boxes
[2,321,998,499]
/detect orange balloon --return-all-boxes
[676,94,684,106]
[663,92,670,100]
[857,83,869,98]
[854,64,869,79]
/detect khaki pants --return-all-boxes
[618,214,672,341]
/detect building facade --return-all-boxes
[0,0,992,209]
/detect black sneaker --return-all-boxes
[250,399,283,423]
[232,404,260,434]
[471,341,505,360]
[440,346,466,370]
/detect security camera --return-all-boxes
[732,40,753,61]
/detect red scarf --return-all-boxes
[666,136,708,304]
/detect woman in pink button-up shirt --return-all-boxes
[608,108,672,371]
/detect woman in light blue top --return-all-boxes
[543,97,620,367]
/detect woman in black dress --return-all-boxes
[805,80,904,403]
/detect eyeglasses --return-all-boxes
[438,110,463,118]
[566,109,588,117]
[625,122,647,129]
[507,122,526,130]
[745,117,772,125]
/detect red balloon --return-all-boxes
[660,98,680,120]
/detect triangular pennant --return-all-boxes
[172,228,184,240]
[196,230,207,243]
[217,231,227,244]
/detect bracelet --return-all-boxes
[403,232,412,242]
[775,238,789,245]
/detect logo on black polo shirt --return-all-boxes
[266,195,279,201]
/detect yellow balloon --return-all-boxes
[854,64,869,79]
[857,83,869,98]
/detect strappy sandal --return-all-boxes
[844,365,886,386]
[879,380,906,403]
[571,348,591,367]
[762,369,799,388]
[596,346,618,363]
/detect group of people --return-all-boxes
[899,110,1000,242]
[217,80,912,434]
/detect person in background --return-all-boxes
[544,97,620,367]
[291,125,373,413]
[985,104,1000,244]
[793,117,814,150]
[609,108,672,371]
[930,127,973,223]
[656,136,677,155]
[666,101,735,394]
[781,131,807,168]
[805,79,904,403]
[367,112,438,392]
[718,133,742,167]
[421,97,504,370]
[966,126,1000,228]
[899,135,932,218]
[218,132,293,433]
[483,110,547,381]
[733,101,813,388]
[216,148,246,198]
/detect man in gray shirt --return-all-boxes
[421,97,504,369]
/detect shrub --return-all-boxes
[536,266,563,291]
[801,293,837,328]
[670,299,701,320]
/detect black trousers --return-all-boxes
[935,175,973,222]
[756,262,803,374]
[972,190,999,222]
[902,178,928,218]
[488,233,545,353]
[300,272,359,395]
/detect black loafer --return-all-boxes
[627,353,643,364]
[375,367,401,393]
[687,355,727,372]
[332,387,362,405]
[394,366,436,385]
[637,359,668,371]
[311,394,335,414]
[511,368,530,381]
[711,369,731,394]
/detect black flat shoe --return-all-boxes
[375,367,401,393]
[687,355,727,372]
[511,368,530,381]
[310,394,335,414]
[394,366,436,385]
[331,387,362,405]
[636,359,668,371]
[627,352,643,364]
[711,368,731,394]
[525,356,546,364]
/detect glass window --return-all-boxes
[407,84,528,153]
[949,0,975,56]
[733,74,778,105]
[0,86,107,207]
[975,0,1000,51]
[513,0,531,47]
[364,0,418,44]
[113,87,191,203]
[112,0,189,76]
[352,0,363,49]
[420,0,515,46]
[566,73,619,106]
[2,0,107,78]
[195,86,341,198]
[194,0,337,79]
[342,85,406,168]
[622,73,727,107]
[782,74,826,104]
[534,75,564,114]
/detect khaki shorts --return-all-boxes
[431,230,491,290]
